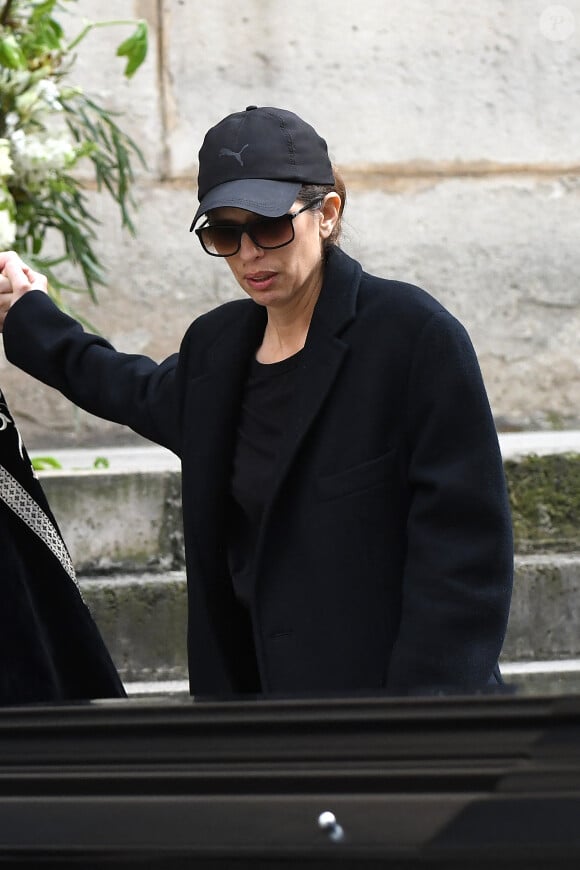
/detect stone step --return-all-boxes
[80,553,580,686]
[505,453,580,554]
[499,660,580,697]
[81,571,188,684]
[123,665,580,700]
[502,553,580,662]
[41,469,185,574]
[35,436,580,571]
[33,437,580,695]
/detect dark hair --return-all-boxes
[297,165,347,250]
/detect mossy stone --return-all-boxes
[505,453,580,553]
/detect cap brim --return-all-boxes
[190,179,302,230]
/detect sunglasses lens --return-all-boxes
[251,216,293,249]
[199,225,240,256]
[198,214,296,257]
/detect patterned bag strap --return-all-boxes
[0,389,78,587]
[0,463,78,586]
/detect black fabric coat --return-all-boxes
[3,247,513,698]
[0,389,125,705]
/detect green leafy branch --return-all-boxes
[0,0,148,306]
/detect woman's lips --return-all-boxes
[245,271,277,291]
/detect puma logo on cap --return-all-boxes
[218,144,249,166]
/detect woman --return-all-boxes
[0,387,125,704]
[0,105,513,698]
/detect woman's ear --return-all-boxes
[319,192,341,240]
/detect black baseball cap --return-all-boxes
[190,106,335,229]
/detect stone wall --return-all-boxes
[1,0,579,445]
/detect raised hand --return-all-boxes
[0,252,48,332]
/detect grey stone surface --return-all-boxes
[3,172,580,443]
[32,445,180,473]
[76,551,580,684]
[69,0,162,177]
[1,1,580,442]
[25,430,580,471]
[81,572,188,682]
[34,452,580,683]
[41,469,184,573]
[78,544,580,689]
[161,0,580,169]
[501,667,580,697]
[503,553,580,661]
[73,0,580,169]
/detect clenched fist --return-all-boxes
[0,251,48,332]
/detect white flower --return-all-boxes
[15,77,62,120]
[0,140,13,178]
[36,79,62,111]
[9,129,77,186]
[3,113,20,133]
[0,208,16,250]
[0,181,14,207]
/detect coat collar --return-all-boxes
[202,245,362,369]
[307,245,361,341]
[260,247,361,519]
[183,246,363,588]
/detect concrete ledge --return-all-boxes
[76,554,580,684]
[81,572,188,683]
[499,430,580,459]
[38,443,580,569]
[33,445,180,474]
[41,470,184,573]
[33,430,580,470]
[124,679,190,698]
[121,669,580,700]
[499,660,580,697]
[503,553,580,661]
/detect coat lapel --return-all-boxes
[184,248,362,583]
[263,247,362,517]
[183,304,266,571]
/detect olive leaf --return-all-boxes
[116,21,148,79]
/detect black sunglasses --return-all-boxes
[195,200,323,258]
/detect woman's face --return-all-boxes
[210,194,340,312]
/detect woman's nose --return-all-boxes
[238,230,263,259]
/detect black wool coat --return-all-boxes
[0,389,125,705]
[3,247,514,698]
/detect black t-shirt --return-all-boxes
[229,350,303,609]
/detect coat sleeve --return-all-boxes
[2,291,183,455]
[386,309,514,695]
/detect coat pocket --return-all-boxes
[317,449,396,501]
